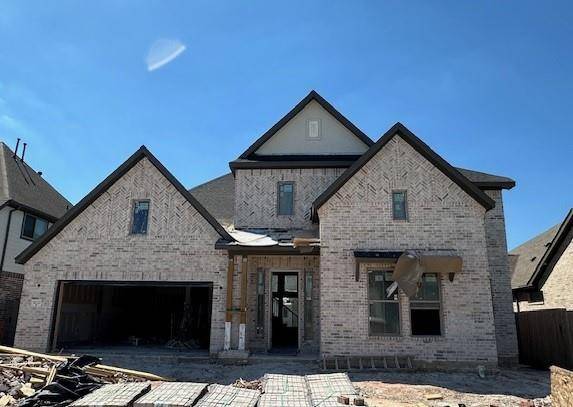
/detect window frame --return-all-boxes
[276,181,295,216]
[392,190,408,221]
[129,199,150,235]
[367,268,401,337]
[409,273,443,337]
[20,213,49,241]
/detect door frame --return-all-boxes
[266,269,303,351]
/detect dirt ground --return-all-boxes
[92,353,551,407]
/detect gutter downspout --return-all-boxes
[0,208,17,272]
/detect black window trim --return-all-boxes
[392,190,408,221]
[20,213,49,241]
[129,199,150,235]
[410,273,443,337]
[368,268,401,337]
[277,181,295,217]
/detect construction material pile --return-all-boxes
[0,346,166,407]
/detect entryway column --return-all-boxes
[238,256,248,350]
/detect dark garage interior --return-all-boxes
[52,282,212,352]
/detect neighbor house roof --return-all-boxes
[510,209,573,291]
[0,142,71,221]
[312,122,497,217]
[235,90,374,161]
[189,173,235,226]
[16,146,233,264]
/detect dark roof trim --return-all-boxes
[16,146,234,264]
[215,241,320,255]
[354,251,403,259]
[238,90,374,159]
[0,200,60,223]
[472,181,516,190]
[312,122,496,218]
[516,209,573,292]
[246,154,362,162]
[230,159,355,172]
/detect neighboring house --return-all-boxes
[0,141,71,344]
[511,209,573,311]
[13,91,518,367]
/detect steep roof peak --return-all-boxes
[0,140,71,220]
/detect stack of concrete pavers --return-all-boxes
[259,374,312,407]
[306,373,357,407]
[70,383,151,406]
[194,384,259,407]
[133,382,208,407]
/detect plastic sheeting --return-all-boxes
[386,250,462,298]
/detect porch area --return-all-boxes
[222,254,320,358]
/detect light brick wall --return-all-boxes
[234,168,345,229]
[484,190,518,365]
[14,158,228,354]
[318,136,498,365]
[517,228,573,311]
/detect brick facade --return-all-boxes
[484,190,519,365]
[14,158,228,354]
[317,136,498,365]
[234,168,345,229]
[0,271,24,345]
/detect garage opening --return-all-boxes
[51,281,212,353]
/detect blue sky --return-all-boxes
[0,1,571,248]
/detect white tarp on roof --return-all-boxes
[227,229,278,247]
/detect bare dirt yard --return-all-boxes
[95,353,551,407]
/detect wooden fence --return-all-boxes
[515,308,573,369]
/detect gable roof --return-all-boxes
[16,146,233,264]
[189,173,235,226]
[0,142,71,221]
[238,90,374,160]
[312,122,496,217]
[511,209,573,291]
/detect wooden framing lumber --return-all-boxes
[226,256,234,322]
[0,345,167,381]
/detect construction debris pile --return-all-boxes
[0,346,165,407]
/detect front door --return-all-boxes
[271,273,298,349]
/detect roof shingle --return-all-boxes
[0,142,71,220]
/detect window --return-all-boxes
[392,191,408,220]
[277,182,294,216]
[21,214,49,240]
[410,273,441,336]
[130,200,149,234]
[307,119,321,140]
[368,270,400,335]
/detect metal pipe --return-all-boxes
[21,143,27,162]
[12,139,20,158]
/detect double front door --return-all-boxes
[271,272,298,349]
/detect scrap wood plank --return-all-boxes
[0,345,167,381]
[46,366,57,384]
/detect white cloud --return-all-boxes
[145,38,186,71]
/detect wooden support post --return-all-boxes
[238,256,248,350]
[224,256,234,351]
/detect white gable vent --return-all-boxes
[307,119,321,140]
